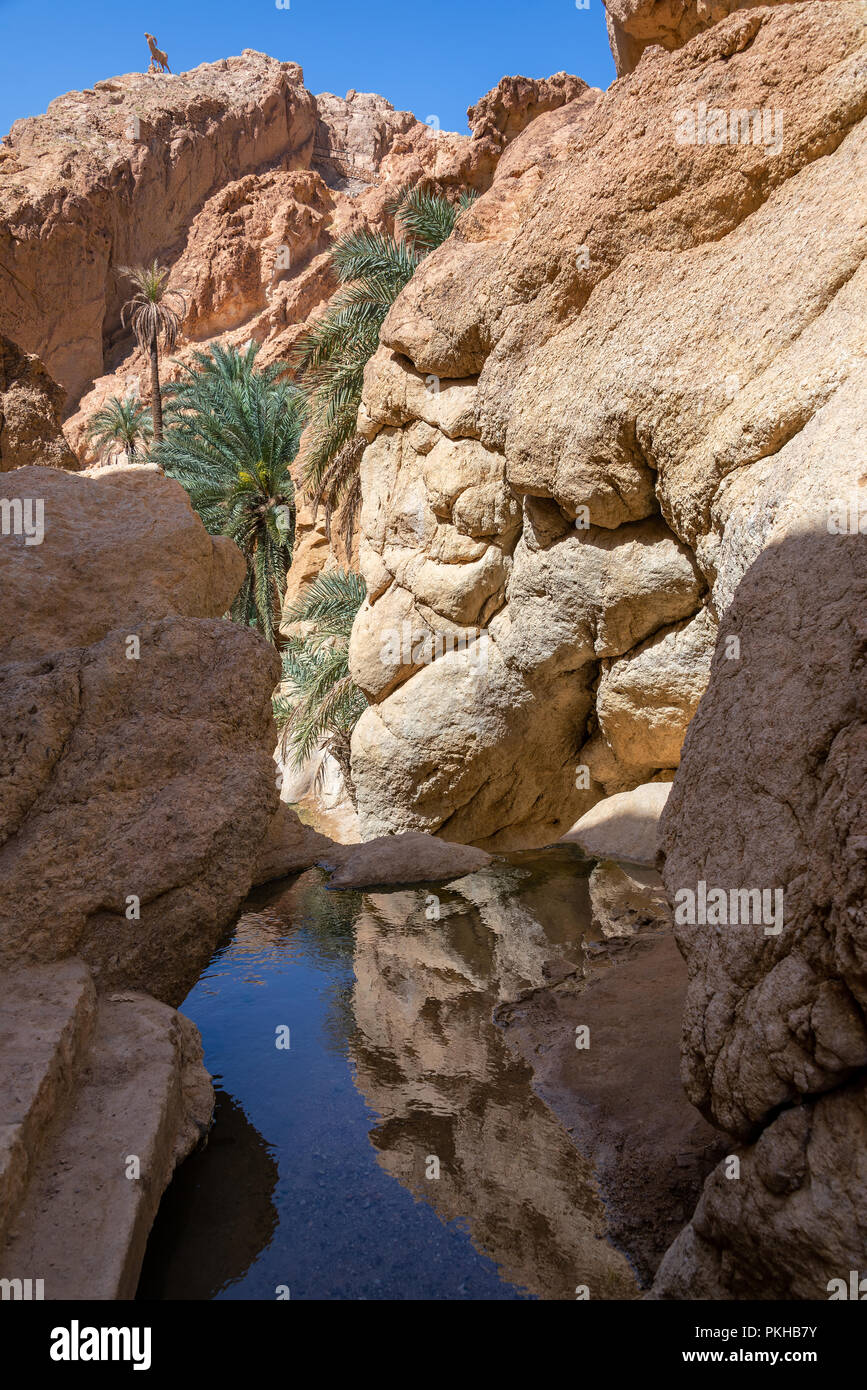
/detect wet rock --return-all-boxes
[499,931,725,1284]
[588,859,671,938]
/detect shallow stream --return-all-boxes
[137,848,639,1301]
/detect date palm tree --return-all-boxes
[153,342,306,644]
[118,261,186,442]
[292,185,476,549]
[84,394,153,463]
[273,568,367,798]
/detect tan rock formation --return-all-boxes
[0,464,281,1005]
[2,53,571,453]
[0,957,213,1300]
[349,0,867,846]
[561,782,672,865]
[251,802,336,885]
[467,71,596,149]
[603,0,826,76]
[651,518,867,1296]
[0,335,77,471]
[0,52,318,405]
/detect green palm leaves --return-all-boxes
[84,394,153,461]
[292,185,477,548]
[153,342,306,644]
[118,261,186,442]
[273,568,368,796]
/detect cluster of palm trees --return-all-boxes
[89,184,474,784]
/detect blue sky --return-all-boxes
[0,0,616,138]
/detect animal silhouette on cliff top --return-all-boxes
[144,33,171,74]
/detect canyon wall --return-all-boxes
[650,399,867,1296]
[344,0,866,1294]
[348,0,866,850]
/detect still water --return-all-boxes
[137,849,636,1300]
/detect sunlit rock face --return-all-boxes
[603,0,829,77]
[349,0,867,847]
[0,464,280,1005]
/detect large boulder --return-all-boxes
[349,0,866,846]
[0,464,281,1005]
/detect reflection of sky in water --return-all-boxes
[138,850,634,1301]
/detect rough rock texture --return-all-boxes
[251,802,336,885]
[651,1076,867,1299]
[0,52,574,448]
[649,520,867,1298]
[349,0,867,846]
[0,52,317,405]
[603,0,820,76]
[661,528,867,1141]
[0,957,213,1300]
[0,334,77,471]
[0,463,281,1006]
[467,72,596,150]
[2,52,590,633]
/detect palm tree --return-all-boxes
[273,568,368,798]
[292,185,477,548]
[118,261,186,443]
[84,395,153,463]
[153,342,306,644]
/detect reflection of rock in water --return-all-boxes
[349,866,640,1300]
[136,1090,279,1300]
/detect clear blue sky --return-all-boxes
[0,0,616,139]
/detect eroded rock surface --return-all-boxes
[0,464,280,1005]
[0,335,77,471]
[650,521,867,1298]
[349,0,866,846]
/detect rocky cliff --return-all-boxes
[343,0,866,1294]
[348,0,866,850]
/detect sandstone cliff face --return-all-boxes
[0,334,77,471]
[1,52,591,620]
[348,0,866,849]
[0,52,317,406]
[603,0,818,75]
[0,463,281,1006]
[0,51,583,442]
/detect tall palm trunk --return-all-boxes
[149,331,163,443]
